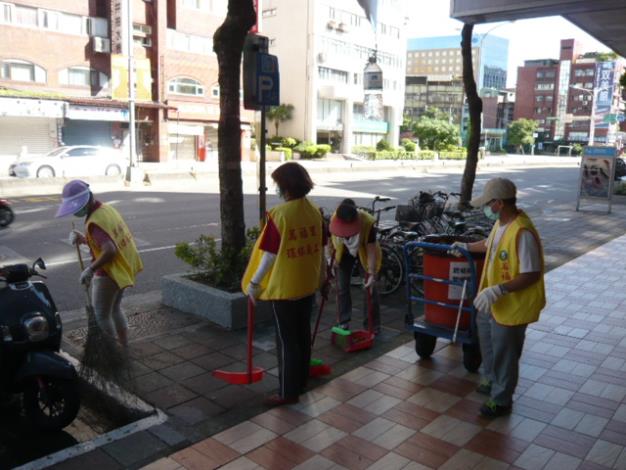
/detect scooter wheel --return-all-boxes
[22,377,81,432]
[0,207,14,227]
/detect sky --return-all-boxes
[406,2,612,88]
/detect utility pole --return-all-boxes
[125,0,136,183]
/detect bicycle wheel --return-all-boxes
[378,245,403,296]
[406,245,424,297]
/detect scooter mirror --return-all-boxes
[33,258,46,271]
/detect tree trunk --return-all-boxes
[459,24,483,206]
[213,0,256,254]
[275,121,279,137]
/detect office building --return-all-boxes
[262,0,407,152]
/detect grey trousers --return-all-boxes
[476,309,527,406]
[92,276,128,338]
[337,252,380,330]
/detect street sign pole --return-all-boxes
[259,105,267,227]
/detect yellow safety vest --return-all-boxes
[241,197,323,300]
[86,204,143,289]
[331,211,382,273]
[479,210,546,326]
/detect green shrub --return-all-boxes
[175,227,260,292]
[402,139,417,152]
[572,143,584,156]
[275,147,293,160]
[376,138,393,151]
[416,150,436,160]
[315,144,331,158]
[374,149,415,160]
[294,141,330,159]
[282,137,298,148]
[439,151,467,160]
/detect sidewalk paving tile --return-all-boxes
[54,219,626,469]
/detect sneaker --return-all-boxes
[264,394,299,406]
[476,381,492,395]
[480,399,512,418]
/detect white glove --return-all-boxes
[448,241,468,258]
[473,285,505,314]
[363,273,376,292]
[69,230,85,246]
[247,282,262,305]
[79,266,94,286]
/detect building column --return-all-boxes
[342,98,353,154]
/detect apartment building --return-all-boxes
[261,0,407,152]
[0,0,254,166]
[514,39,625,145]
[404,75,464,124]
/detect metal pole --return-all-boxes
[259,106,267,227]
[125,0,136,183]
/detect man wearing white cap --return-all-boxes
[56,180,143,347]
[450,177,545,417]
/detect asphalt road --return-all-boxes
[0,165,581,312]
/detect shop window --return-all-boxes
[168,77,205,96]
[1,59,46,83]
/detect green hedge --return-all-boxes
[439,150,467,160]
[294,141,331,159]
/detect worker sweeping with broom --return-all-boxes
[56,180,143,377]
[242,162,326,406]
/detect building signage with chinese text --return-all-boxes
[110,0,128,55]
[0,97,65,118]
[66,105,129,122]
[594,61,615,129]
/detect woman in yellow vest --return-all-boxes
[56,180,143,348]
[242,162,325,406]
[329,199,382,333]
[450,178,545,418]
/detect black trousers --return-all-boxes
[272,295,314,399]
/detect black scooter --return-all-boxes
[0,258,80,431]
[0,199,13,228]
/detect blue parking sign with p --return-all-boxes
[257,53,280,107]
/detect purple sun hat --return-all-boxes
[55,180,91,218]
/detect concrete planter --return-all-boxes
[161,273,273,330]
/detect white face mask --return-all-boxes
[341,233,360,257]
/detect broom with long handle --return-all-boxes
[73,224,130,387]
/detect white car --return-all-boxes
[9,146,127,178]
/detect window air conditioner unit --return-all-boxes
[92,37,111,53]
[337,22,348,33]
[327,20,337,30]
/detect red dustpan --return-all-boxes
[213,298,265,384]
[331,276,375,353]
